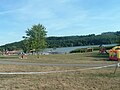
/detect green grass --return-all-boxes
[0,51,115,64]
[0,55,19,59]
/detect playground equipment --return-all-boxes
[109,46,120,74]
[109,46,120,61]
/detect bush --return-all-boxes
[70,46,113,53]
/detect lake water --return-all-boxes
[44,44,117,53]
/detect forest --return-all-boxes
[0,31,120,51]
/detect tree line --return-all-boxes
[47,32,119,48]
[0,26,120,52]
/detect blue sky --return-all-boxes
[0,0,120,45]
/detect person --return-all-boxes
[20,52,24,59]
[20,52,27,59]
[99,44,108,54]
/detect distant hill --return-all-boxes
[0,31,120,51]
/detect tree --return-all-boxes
[23,24,47,57]
[21,37,29,53]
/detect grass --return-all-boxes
[0,55,18,59]
[0,51,119,90]
[0,69,120,90]
[0,51,114,64]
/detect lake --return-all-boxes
[44,44,117,53]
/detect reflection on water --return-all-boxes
[44,44,117,53]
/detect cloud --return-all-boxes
[0,0,120,44]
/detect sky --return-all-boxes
[0,0,120,45]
